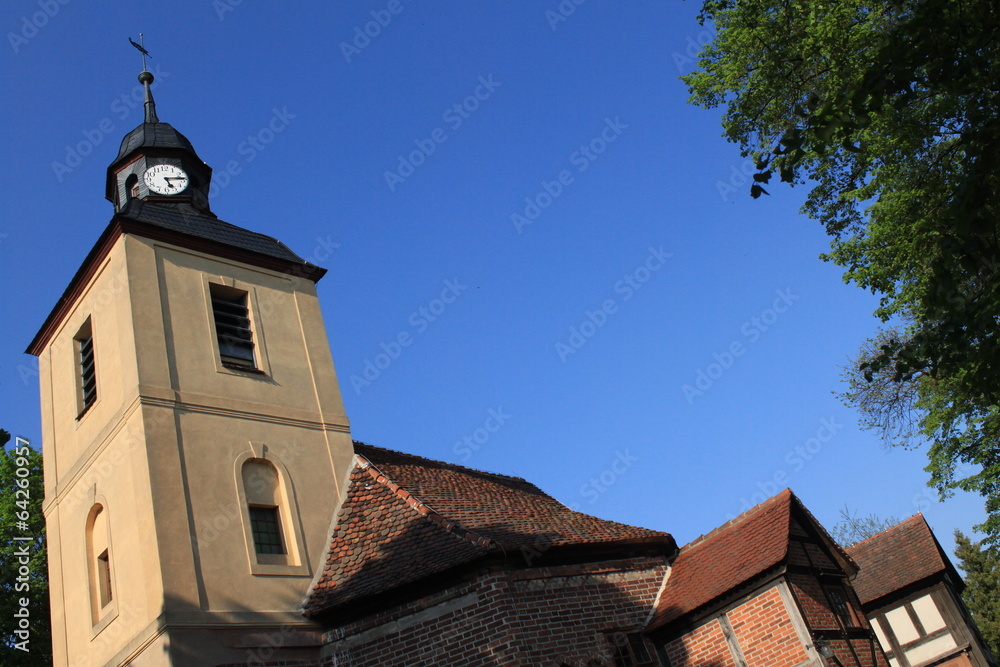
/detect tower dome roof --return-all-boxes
[111,120,202,167]
[109,69,203,168]
[105,69,212,207]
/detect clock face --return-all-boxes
[143,164,189,195]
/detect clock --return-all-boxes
[143,164,189,195]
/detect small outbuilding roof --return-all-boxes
[648,490,795,629]
[303,443,675,617]
[846,514,957,606]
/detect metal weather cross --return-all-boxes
[129,34,151,71]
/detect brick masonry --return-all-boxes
[664,618,738,666]
[318,556,668,667]
[664,584,808,667]
[728,586,808,667]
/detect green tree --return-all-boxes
[954,530,1000,658]
[684,0,1000,545]
[0,429,51,665]
[829,505,900,549]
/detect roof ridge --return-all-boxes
[353,441,534,486]
[845,513,924,552]
[681,489,792,553]
[355,453,497,550]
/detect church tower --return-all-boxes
[27,68,354,665]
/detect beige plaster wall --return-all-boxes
[39,232,354,666]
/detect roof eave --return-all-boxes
[646,562,789,635]
[304,534,677,624]
[26,216,326,356]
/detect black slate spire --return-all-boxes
[139,70,159,124]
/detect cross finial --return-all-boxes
[129,34,159,123]
[129,33,151,72]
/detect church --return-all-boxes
[26,66,997,667]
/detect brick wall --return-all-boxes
[728,586,808,667]
[317,556,667,667]
[789,572,840,630]
[663,583,808,667]
[664,618,738,666]
[786,573,889,667]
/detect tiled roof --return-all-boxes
[117,199,308,265]
[648,489,795,629]
[303,443,674,617]
[846,514,951,606]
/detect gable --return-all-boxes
[648,489,857,631]
[846,514,954,607]
[648,490,794,629]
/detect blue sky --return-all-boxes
[0,0,988,550]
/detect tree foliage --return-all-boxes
[685,0,1000,545]
[0,429,51,665]
[954,530,1000,658]
[829,505,901,549]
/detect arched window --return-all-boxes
[125,174,139,200]
[86,504,114,619]
[242,460,286,556]
[234,452,308,575]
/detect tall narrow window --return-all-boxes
[210,284,256,369]
[125,173,139,200]
[249,506,284,555]
[242,460,289,559]
[97,549,113,607]
[87,504,115,621]
[75,319,97,416]
[826,585,860,628]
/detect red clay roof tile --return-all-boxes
[647,489,796,629]
[303,442,673,617]
[845,514,950,606]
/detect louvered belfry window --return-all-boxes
[211,285,256,369]
[76,319,97,416]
